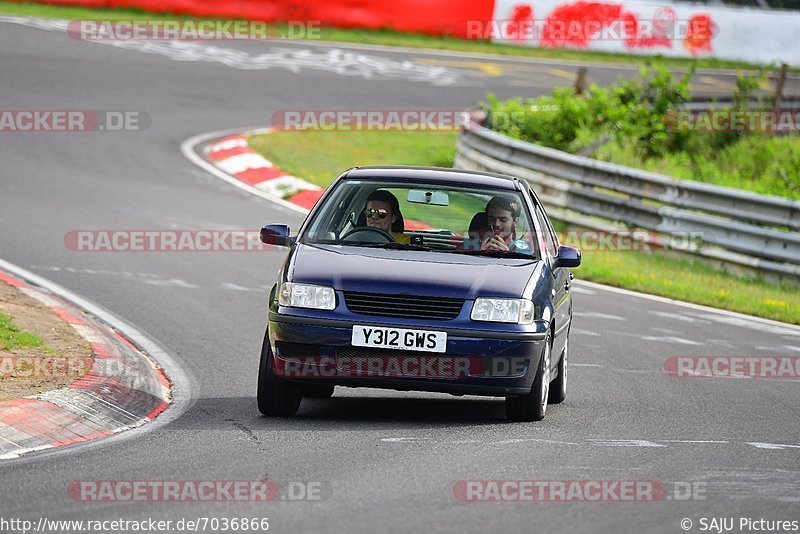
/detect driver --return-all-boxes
[363,190,410,244]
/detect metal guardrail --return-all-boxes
[456,120,800,281]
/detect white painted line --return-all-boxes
[573,312,626,321]
[705,339,737,348]
[142,278,198,289]
[746,442,800,450]
[3,15,789,79]
[279,36,783,77]
[588,439,666,447]
[573,330,600,336]
[0,444,53,461]
[181,128,309,216]
[492,438,578,445]
[640,335,702,346]
[650,327,679,335]
[754,345,800,353]
[221,282,260,292]
[685,371,800,382]
[575,280,800,333]
[661,440,730,443]
[569,286,596,295]
[0,429,22,448]
[650,310,709,324]
[571,363,604,367]
[687,312,800,337]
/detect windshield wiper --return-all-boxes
[358,242,433,251]
[448,249,536,259]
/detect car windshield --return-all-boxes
[302,179,541,259]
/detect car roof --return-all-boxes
[342,166,520,190]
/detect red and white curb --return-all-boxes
[0,268,172,460]
[187,127,432,232]
[203,129,324,211]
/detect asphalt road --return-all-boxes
[1,16,799,534]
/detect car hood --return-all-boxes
[289,243,538,299]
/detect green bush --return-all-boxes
[482,64,800,199]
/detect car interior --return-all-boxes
[307,182,539,256]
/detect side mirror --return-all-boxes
[260,224,293,247]
[553,245,581,269]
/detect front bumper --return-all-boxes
[268,311,549,397]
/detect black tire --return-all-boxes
[301,384,335,398]
[549,334,568,404]
[257,331,302,416]
[506,336,552,422]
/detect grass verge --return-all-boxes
[0,1,793,72]
[595,135,800,199]
[249,128,800,324]
[248,130,457,189]
[0,312,46,351]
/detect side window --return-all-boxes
[533,204,557,257]
[540,204,560,251]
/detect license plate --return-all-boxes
[351,325,447,353]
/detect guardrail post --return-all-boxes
[774,64,788,108]
[574,67,588,96]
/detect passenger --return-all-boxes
[363,190,410,244]
[481,195,521,252]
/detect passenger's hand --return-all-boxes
[480,235,509,251]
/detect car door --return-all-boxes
[530,192,570,359]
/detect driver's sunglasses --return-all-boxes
[364,208,389,219]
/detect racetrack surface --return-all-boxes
[1,18,799,533]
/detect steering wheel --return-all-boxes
[341,226,395,243]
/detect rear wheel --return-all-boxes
[506,336,551,422]
[549,335,568,404]
[257,331,302,416]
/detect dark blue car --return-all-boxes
[258,166,580,421]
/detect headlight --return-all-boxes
[279,282,336,310]
[471,298,534,324]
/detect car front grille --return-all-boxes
[343,291,464,320]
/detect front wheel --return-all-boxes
[257,331,302,416]
[506,336,551,422]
